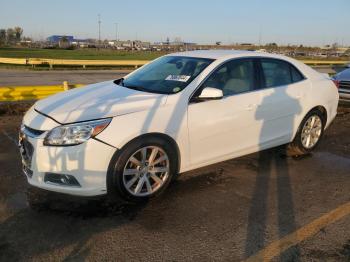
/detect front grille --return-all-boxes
[339,81,350,91]
[21,138,34,167]
[23,165,33,178]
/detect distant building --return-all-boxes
[71,39,92,48]
[47,35,74,43]
[151,40,197,51]
[107,40,151,50]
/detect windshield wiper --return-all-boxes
[116,79,167,94]
[116,78,146,92]
[118,78,125,86]
[124,85,148,92]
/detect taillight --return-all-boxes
[332,79,340,88]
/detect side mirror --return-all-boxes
[197,87,223,100]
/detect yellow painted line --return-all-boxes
[0,57,149,66]
[244,201,350,262]
[300,60,349,65]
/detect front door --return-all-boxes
[187,58,263,167]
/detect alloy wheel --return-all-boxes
[301,115,322,149]
[122,146,170,197]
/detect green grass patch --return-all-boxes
[0,63,137,71]
[0,47,165,60]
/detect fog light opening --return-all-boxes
[44,173,81,187]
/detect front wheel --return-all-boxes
[287,109,325,156]
[108,137,177,202]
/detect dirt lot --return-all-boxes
[0,106,350,261]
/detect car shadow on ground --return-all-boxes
[245,83,302,261]
[0,194,147,261]
[0,158,234,261]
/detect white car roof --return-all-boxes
[169,49,285,60]
[168,49,324,80]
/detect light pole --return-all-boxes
[115,23,118,41]
[98,14,101,45]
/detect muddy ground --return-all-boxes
[0,105,349,261]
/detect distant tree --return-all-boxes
[0,29,6,45]
[22,36,32,41]
[6,28,15,43]
[331,42,339,50]
[174,37,182,43]
[14,26,23,41]
[58,36,69,48]
[268,42,278,47]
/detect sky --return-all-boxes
[0,0,349,46]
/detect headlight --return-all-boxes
[44,118,111,146]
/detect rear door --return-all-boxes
[254,58,306,148]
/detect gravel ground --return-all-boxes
[0,106,349,261]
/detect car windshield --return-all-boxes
[118,56,214,94]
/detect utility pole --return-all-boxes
[115,23,118,41]
[98,14,101,45]
[258,24,262,48]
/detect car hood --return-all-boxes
[34,80,168,124]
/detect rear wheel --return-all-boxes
[108,137,177,202]
[287,109,325,156]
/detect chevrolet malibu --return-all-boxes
[20,50,339,205]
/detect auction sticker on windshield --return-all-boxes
[165,75,191,82]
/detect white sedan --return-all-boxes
[20,50,339,204]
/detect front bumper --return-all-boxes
[21,134,116,197]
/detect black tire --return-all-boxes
[26,186,50,211]
[287,109,325,156]
[107,136,178,202]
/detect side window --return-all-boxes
[201,59,256,96]
[261,59,292,88]
[290,65,304,82]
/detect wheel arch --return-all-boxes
[130,132,181,173]
[106,132,181,200]
[107,132,181,186]
[308,105,327,123]
[292,105,328,141]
